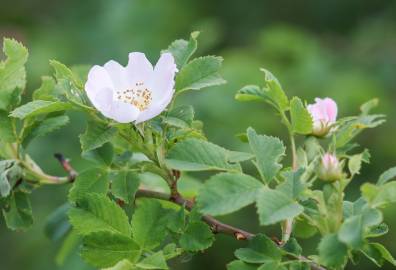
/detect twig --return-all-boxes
[135,189,325,270]
[54,153,78,182]
[41,156,325,270]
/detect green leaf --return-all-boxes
[22,115,70,147]
[55,229,80,266]
[258,262,286,270]
[2,191,33,231]
[247,127,285,183]
[361,182,396,207]
[336,113,386,148]
[318,233,348,268]
[50,59,83,89]
[377,167,396,185]
[81,231,140,268]
[165,31,199,69]
[68,168,109,202]
[103,260,135,270]
[32,76,58,101]
[348,151,370,176]
[235,85,266,102]
[0,112,15,142]
[131,199,169,249]
[227,151,255,163]
[162,243,183,260]
[338,215,363,249]
[9,100,72,119]
[179,221,214,251]
[360,98,379,115]
[163,105,194,128]
[234,234,281,264]
[290,97,312,135]
[111,171,140,204]
[82,142,114,166]
[175,56,226,92]
[68,193,131,236]
[277,169,305,199]
[44,203,71,242]
[227,260,258,270]
[294,217,318,239]
[80,121,117,152]
[0,38,28,111]
[256,187,303,225]
[259,69,289,111]
[361,242,396,267]
[166,138,240,172]
[136,251,168,269]
[0,160,23,197]
[282,238,302,256]
[367,223,388,238]
[197,173,262,216]
[339,204,382,248]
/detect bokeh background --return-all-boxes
[1,0,396,269]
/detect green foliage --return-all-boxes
[80,121,117,152]
[10,100,72,119]
[166,138,241,172]
[163,105,194,128]
[81,231,140,268]
[377,167,396,185]
[131,199,169,250]
[256,187,303,225]
[197,172,262,216]
[68,168,109,202]
[175,56,226,92]
[227,260,258,270]
[0,34,395,270]
[318,234,348,268]
[111,171,140,203]
[165,31,199,69]
[0,38,28,111]
[290,97,312,135]
[2,191,33,231]
[68,193,131,236]
[234,234,281,264]
[136,251,169,269]
[22,115,70,147]
[0,112,16,142]
[259,69,289,112]
[32,76,57,101]
[361,182,396,207]
[179,221,214,251]
[247,127,285,183]
[0,160,23,197]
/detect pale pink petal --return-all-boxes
[149,52,177,104]
[85,65,114,115]
[108,100,140,123]
[323,98,338,123]
[104,60,129,91]
[126,52,153,84]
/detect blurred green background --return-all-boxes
[1,0,396,269]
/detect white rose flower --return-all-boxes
[85,52,177,123]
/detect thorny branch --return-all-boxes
[43,153,325,270]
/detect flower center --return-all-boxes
[116,82,152,111]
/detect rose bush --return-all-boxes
[0,33,394,270]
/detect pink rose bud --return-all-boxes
[318,153,343,181]
[307,97,338,137]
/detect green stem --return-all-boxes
[281,112,298,244]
